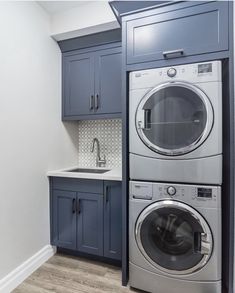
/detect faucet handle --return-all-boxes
[98,154,106,167]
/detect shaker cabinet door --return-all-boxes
[77,192,104,256]
[104,181,122,260]
[63,53,95,117]
[94,47,122,115]
[52,190,77,250]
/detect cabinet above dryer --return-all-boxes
[124,1,229,65]
[62,43,122,120]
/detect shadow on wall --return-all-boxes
[62,121,79,154]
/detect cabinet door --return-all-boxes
[52,190,77,250]
[63,53,95,117]
[94,47,122,114]
[77,192,103,256]
[126,1,228,64]
[104,181,122,260]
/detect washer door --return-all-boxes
[135,82,213,156]
[135,200,213,275]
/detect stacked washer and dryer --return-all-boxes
[129,61,222,293]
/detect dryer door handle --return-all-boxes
[137,109,151,129]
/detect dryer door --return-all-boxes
[135,82,213,156]
[135,200,213,275]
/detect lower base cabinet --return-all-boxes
[50,177,122,261]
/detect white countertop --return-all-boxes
[47,166,122,181]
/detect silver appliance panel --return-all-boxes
[130,181,221,208]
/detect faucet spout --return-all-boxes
[91,138,101,160]
[91,138,106,167]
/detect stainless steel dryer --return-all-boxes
[129,181,221,293]
[129,61,222,184]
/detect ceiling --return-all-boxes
[37,1,96,14]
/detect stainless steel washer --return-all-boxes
[129,181,222,293]
[129,61,222,184]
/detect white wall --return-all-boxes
[50,1,119,41]
[0,1,78,281]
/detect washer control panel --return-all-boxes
[157,183,220,208]
[130,181,221,208]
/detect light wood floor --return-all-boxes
[13,253,141,293]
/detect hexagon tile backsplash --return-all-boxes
[77,119,122,168]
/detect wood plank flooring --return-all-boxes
[14,254,140,293]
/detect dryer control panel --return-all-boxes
[130,181,221,209]
[129,60,222,90]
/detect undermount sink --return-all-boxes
[67,168,110,174]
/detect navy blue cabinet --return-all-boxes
[50,177,122,261]
[104,181,122,260]
[95,47,122,115]
[63,44,122,120]
[52,190,77,250]
[77,192,103,256]
[63,53,94,116]
[126,1,229,64]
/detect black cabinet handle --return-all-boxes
[90,95,94,110]
[72,198,76,214]
[95,94,99,110]
[104,186,109,203]
[77,199,81,214]
[163,49,184,59]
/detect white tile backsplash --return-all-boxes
[77,119,122,168]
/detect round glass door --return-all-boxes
[135,200,212,275]
[136,82,213,156]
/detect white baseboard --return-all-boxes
[0,245,56,293]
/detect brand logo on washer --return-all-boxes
[135,72,149,78]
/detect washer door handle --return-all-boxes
[194,232,211,255]
[193,232,201,253]
[200,233,211,255]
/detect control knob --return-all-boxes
[167,186,176,196]
[167,68,177,77]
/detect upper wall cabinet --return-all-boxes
[63,52,95,117]
[126,1,229,65]
[63,43,122,120]
[95,47,122,115]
